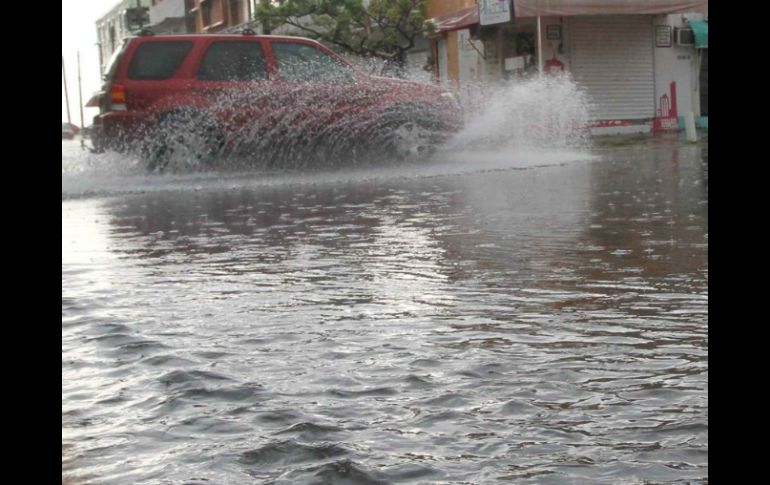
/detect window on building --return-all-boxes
[201,0,212,27]
[271,42,354,83]
[197,41,267,81]
[128,41,193,80]
[184,0,196,32]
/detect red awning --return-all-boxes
[425,6,480,35]
[514,0,708,17]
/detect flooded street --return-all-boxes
[62,138,707,484]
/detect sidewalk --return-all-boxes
[591,129,708,149]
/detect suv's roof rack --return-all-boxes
[139,28,155,36]
[240,28,256,35]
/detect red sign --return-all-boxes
[653,81,679,132]
[544,55,565,74]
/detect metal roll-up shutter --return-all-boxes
[568,15,655,120]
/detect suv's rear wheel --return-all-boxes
[145,110,224,172]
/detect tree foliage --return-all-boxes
[254,0,428,68]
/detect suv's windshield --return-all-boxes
[272,42,355,83]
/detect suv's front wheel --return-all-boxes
[374,104,447,162]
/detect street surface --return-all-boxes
[63,137,707,484]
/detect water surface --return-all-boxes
[62,138,708,484]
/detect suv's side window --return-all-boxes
[197,41,268,81]
[128,41,193,80]
[272,42,354,83]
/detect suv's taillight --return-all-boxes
[110,83,127,111]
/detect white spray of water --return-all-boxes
[427,73,594,171]
[444,73,592,153]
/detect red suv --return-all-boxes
[91,32,461,170]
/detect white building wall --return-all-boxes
[653,12,707,121]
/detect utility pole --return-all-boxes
[62,56,72,125]
[537,16,543,75]
[97,42,104,80]
[78,51,86,148]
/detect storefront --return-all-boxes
[426,0,709,134]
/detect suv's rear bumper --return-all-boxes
[93,111,151,152]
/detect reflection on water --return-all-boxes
[62,140,707,484]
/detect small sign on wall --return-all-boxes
[504,56,525,71]
[546,25,561,40]
[656,25,672,47]
[479,0,512,26]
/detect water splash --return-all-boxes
[444,73,592,153]
[63,73,595,198]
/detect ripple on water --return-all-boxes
[273,458,388,485]
[274,422,344,437]
[240,440,349,467]
[326,387,398,398]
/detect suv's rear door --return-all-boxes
[119,38,195,112]
[189,38,271,130]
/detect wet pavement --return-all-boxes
[62,137,707,484]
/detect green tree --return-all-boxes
[254,0,428,74]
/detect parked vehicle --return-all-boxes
[62,122,76,140]
[91,32,461,170]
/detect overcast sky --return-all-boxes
[62,0,116,125]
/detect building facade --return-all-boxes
[96,0,255,77]
[96,0,153,76]
[426,0,708,134]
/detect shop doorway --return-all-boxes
[500,27,537,80]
